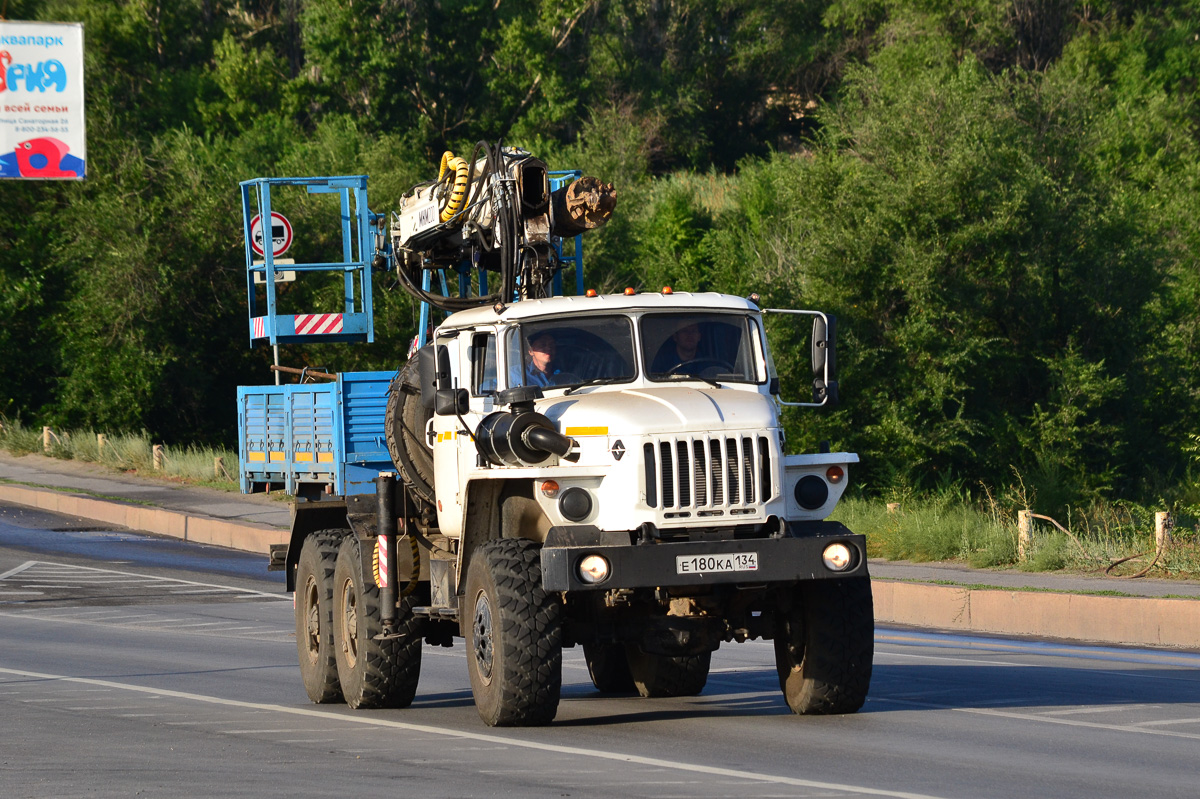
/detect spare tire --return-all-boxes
[385,360,435,506]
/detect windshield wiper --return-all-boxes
[564,377,629,395]
[660,373,723,389]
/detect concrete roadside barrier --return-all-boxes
[0,482,287,554]
[871,580,1200,650]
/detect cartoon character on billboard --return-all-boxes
[0,136,85,178]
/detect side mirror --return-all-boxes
[435,388,469,416]
[417,344,452,409]
[417,345,437,409]
[812,315,838,406]
[761,308,839,409]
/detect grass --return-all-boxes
[832,488,1200,580]
[0,478,158,506]
[0,418,240,491]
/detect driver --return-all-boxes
[524,331,561,387]
[652,323,702,373]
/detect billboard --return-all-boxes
[0,20,85,180]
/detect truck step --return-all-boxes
[413,606,460,621]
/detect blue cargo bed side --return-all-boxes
[237,371,396,496]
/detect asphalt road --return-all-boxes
[2,501,1199,799]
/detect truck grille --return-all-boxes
[644,436,772,514]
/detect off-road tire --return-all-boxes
[464,538,563,726]
[583,642,636,694]
[295,530,347,704]
[385,362,435,506]
[625,647,711,698]
[332,536,424,709]
[773,575,874,715]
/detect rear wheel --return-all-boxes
[332,536,424,709]
[625,647,711,698]
[464,538,563,726]
[295,531,346,704]
[773,575,874,714]
[583,642,636,694]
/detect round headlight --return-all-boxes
[577,554,610,584]
[822,542,854,572]
[559,487,593,522]
[794,475,829,510]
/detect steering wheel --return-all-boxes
[665,358,735,377]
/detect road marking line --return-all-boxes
[877,630,1200,668]
[873,696,1200,740]
[0,665,948,799]
[0,560,282,599]
[0,561,37,580]
[1039,704,1160,716]
[1131,717,1200,728]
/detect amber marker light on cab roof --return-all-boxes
[585,288,598,297]
[826,465,845,484]
[624,287,636,295]
[662,286,673,294]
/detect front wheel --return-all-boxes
[332,536,423,709]
[773,576,874,714]
[464,538,563,726]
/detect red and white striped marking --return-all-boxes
[252,317,266,338]
[376,536,389,588]
[294,313,344,335]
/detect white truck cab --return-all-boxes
[426,291,857,544]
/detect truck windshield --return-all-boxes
[508,315,637,389]
[641,313,762,384]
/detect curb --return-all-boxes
[0,482,287,555]
[871,580,1199,650]
[3,481,1197,649]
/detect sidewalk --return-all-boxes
[2,450,1198,649]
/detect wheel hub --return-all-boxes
[341,578,359,667]
[472,592,494,682]
[303,580,320,660]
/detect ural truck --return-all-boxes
[237,143,873,727]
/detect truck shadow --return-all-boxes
[548,660,1200,725]
[861,662,1200,713]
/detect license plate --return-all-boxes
[676,552,758,575]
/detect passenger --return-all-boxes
[652,323,702,373]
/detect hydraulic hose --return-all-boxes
[438,151,471,222]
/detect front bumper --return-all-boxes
[540,521,866,592]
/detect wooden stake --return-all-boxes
[1155,511,1174,557]
[1018,510,1033,562]
[214,456,225,479]
[42,426,52,453]
[97,433,107,454]
[153,445,164,470]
